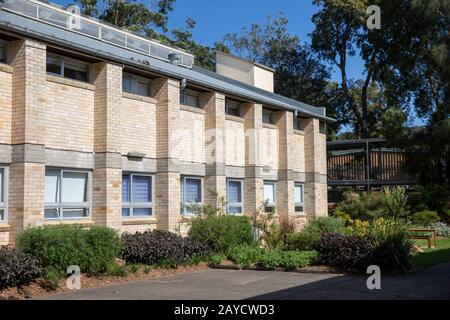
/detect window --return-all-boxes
[295,183,304,213]
[225,98,242,117]
[122,174,154,217]
[46,52,90,82]
[123,72,153,97]
[0,40,7,64]
[180,89,200,108]
[180,176,202,215]
[294,116,304,131]
[0,167,7,221]
[262,109,275,124]
[45,169,90,219]
[227,179,243,215]
[263,181,276,212]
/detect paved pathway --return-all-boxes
[41,261,450,300]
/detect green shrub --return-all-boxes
[0,246,42,289]
[418,184,448,212]
[381,187,409,219]
[368,218,413,273]
[430,222,450,237]
[17,225,122,276]
[286,217,346,250]
[258,250,283,269]
[210,254,226,265]
[336,191,384,220]
[41,268,61,290]
[228,245,264,266]
[274,250,317,270]
[121,230,209,266]
[410,210,440,226]
[189,215,254,254]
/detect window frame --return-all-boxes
[293,116,304,131]
[0,166,8,222]
[44,168,92,220]
[180,176,203,215]
[294,183,304,213]
[227,179,244,215]
[180,88,201,108]
[0,40,8,64]
[122,72,153,97]
[122,173,155,217]
[46,52,91,83]
[263,181,277,212]
[225,98,242,117]
[262,109,275,125]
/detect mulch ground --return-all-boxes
[0,262,210,300]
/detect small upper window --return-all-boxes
[294,116,304,131]
[0,40,7,64]
[46,52,90,82]
[180,176,202,215]
[262,109,275,125]
[225,98,242,117]
[123,72,153,97]
[180,89,200,108]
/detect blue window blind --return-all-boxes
[132,175,152,202]
[122,175,130,203]
[185,178,201,202]
[228,181,242,203]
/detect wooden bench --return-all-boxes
[406,228,437,249]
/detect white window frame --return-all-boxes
[263,181,276,212]
[180,176,203,215]
[46,52,91,82]
[227,179,244,215]
[294,183,304,213]
[0,166,8,222]
[180,88,201,108]
[44,168,92,220]
[0,40,8,64]
[262,109,275,125]
[122,72,153,97]
[225,98,242,117]
[122,173,155,217]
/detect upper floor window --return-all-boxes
[262,108,275,125]
[46,52,90,82]
[45,169,91,220]
[123,72,153,97]
[0,167,7,221]
[295,183,304,213]
[225,98,242,117]
[122,173,154,217]
[0,40,8,64]
[294,116,304,131]
[227,179,243,215]
[263,181,276,213]
[180,176,202,215]
[180,89,200,108]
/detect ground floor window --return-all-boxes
[122,173,154,217]
[295,183,304,213]
[45,169,90,219]
[227,179,243,215]
[180,176,203,215]
[0,167,7,221]
[263,181,276,213]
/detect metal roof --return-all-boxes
[0,2,335,122]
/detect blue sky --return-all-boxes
[54,0,421,127]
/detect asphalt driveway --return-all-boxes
[41,261,450,300]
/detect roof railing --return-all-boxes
[0,0,195,68]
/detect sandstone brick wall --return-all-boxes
[0,36,329,244]
[120,96,156,157]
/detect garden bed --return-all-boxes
[0,262,209,300]
[209,260,342,274]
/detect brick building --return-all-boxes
[0,0,334,245]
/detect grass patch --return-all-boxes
[411,238,450,269]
